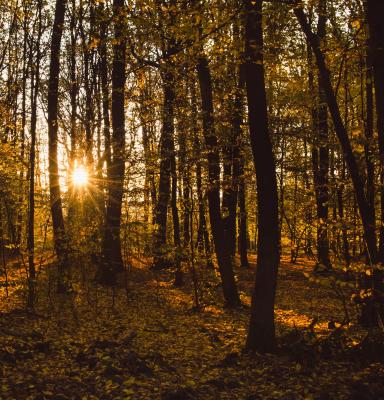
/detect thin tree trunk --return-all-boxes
[238,158,249,268]
[27,3,42,308]
[171,149,181,249]
[222,65,243,259]
[315,0,331,270]
[191,80,211,265]
[47,0,69,292]
[99,1,111,181]
[152,68,175,269]
[79,0,94,167]
[99,0,126,284]
[197,54,240,306]
[67,0,77,225]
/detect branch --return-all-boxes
[129,43,161,69]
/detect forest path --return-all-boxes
[0,254,383,399]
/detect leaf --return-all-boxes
[351,20,361,30]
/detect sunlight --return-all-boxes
[72,165,88,187]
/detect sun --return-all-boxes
[72,165,88,187]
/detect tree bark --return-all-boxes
[191,81,212,268]
[244,0,280,353]
[365,0,384,324]
[152,68,175,269]
[197,54,240,306]
[99,1,111,187]
[99,0,127,284]
[27,2,42,308]
[314,0,331,270]
[238,158,249,268]
[67,0,78,226]
[47,0,69,292]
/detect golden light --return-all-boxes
[72,165,88,187]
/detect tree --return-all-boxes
[27,0,43,308]
[244,0,280,352]
[197,53,240,307]
[364,0,384,323]
[99,0,127,284]
[313,0,331,270]
[47,0,69,292]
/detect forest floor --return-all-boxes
[0,253,384,399]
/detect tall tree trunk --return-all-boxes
[197,54,240,306]
[366,0,384,260]
[295,5,377,263]
[79,0,94,167]
[139,69,157,229]
[152,68,175,269]
[177,95,191,250]
[98,0,112,219]
[17,2,28,252]
[140,98,157,226]
[315,0,331,270]
[67,0,77,225]
[233,68,249,268]
[365,0,384,323]
[99,0,126,284]
[27,3,42,308]
[47,0,69,292]
[191,85,212,268]
[244,0,280,353]
[222,67,243,259]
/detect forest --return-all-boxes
[0,0,384,398]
